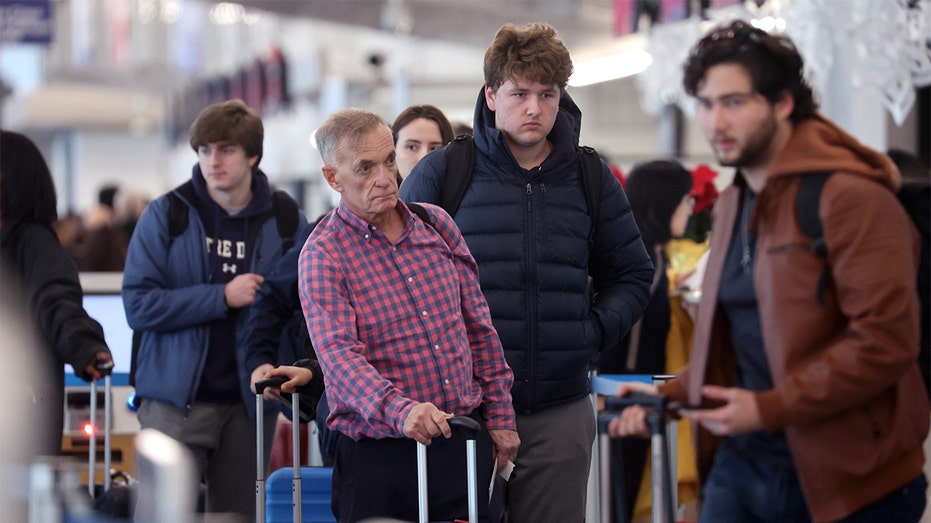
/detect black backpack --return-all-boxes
[128,181,300,386]
[439,135,606,242]
[797,172,930,396]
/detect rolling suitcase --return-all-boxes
[88,360,114,498]
[87,359,135,519]
[599,392,676,523]
[416,415,481,523]
[255,376,335,523]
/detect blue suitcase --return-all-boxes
[256,377,336,523]
[265,466,335,523]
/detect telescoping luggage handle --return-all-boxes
[89,359,115,497]
[417,415,481,523]
[599,392,676,523]
[255,376,301,523]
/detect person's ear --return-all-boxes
[774,90,794,122]
[484,85,497,112]
[322,165,342,193]
[248,155,258,169]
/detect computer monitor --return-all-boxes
[66,273,132,385]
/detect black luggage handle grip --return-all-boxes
[604,391,666,413]
[254,376,312,422]
[603,392,672,436]
[448,415,480,438]
[255,376,288,395]
[95,359,114,377]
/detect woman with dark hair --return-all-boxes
[391,104,455,183]
[0,129,113,456]
[597,158,694,523]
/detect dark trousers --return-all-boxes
[332,413,493,523]
[699,443,928,523]
[610,436,649,523]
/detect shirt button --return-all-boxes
[434,344,440,350]
[364,234,370,239]
[444,379,450,385]
[422,311,428,316]
[408,277,414,283]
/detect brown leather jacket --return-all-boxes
[659,115,928,522]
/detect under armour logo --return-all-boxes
[222,263,237,274]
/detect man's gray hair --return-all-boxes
[315,108,390,166]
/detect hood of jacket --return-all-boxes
[769,114,901,191]
[189,164,275,218]
[471,86,584,176]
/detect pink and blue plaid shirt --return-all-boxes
[298,201,515,440]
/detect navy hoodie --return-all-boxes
[191,165,274,403]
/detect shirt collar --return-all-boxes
[335,200,414,243]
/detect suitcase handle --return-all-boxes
[255,376,288,395]
[604,391,666,413]
[448,415,480,438]
[94,359,114,377]
[601,392,676,523]
[418,415,482,523]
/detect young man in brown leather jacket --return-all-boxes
[610,20,928,523]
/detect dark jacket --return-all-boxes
[1,220,111,455]
[401,88,653,413]
[597,245,668,376]
[659,115,928,522]
[122,167,307,416]
[243,220,315,374]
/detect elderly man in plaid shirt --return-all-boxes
[298,108,519,523]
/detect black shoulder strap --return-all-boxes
[796,171,833,304]
[440,135,475,218]
[271,190,299,254]
[167,180,196,242]
[579,146,603,243]
[407,202,434,228]
[796,173,830,255]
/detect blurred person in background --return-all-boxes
[74,184,150,272]
[609,20,927,523]
[391,104,455,183]
[453,121,473,138]
[596,159,694,522]
[0,129,113,457]
[0,263,51,521]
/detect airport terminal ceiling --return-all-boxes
[233,0,620,52]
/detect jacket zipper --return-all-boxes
[524,182,538,413]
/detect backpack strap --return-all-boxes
[796,172,833,304]
[271,190,299,254]
[440,135,475,218]
[167,180,196,243]
[579,146,603,244]
[407,202,434,228]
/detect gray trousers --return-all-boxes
[135,399,276,519]
[506,395,596,523]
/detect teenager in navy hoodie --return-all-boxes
[123,99,307,518]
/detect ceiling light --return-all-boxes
[569,48,653,87]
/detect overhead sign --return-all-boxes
[0,0,53,45]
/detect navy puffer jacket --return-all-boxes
[401,88,653,413]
